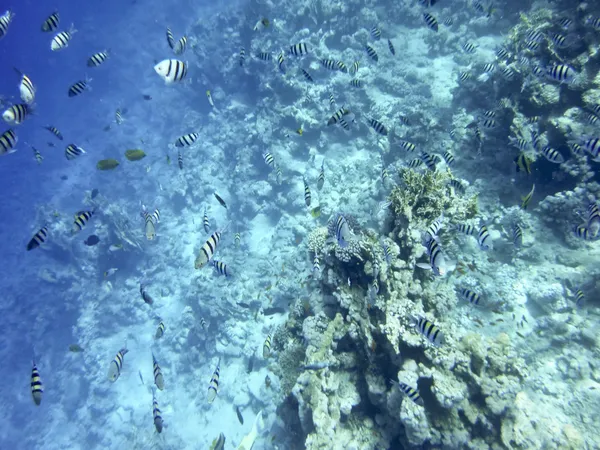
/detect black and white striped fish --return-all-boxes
[423,13,439,31]
[51,25,77,51]
[458,288,482,305]
[87,50,110,67]
[512,223,523,247]
[289,43,308,56]
[0,10,15,39]
[41,11,59,32]
[175,132,199,147]
[211,259,231,277]
[152,353,165,390]
[477,225,491,250]
[392,380,423,406]
[303,177,311,206]
[301,69,314,82]
[44,125,63,140]
[107,347,128,382]
[27,226,48,251]
[411,316,444,345]
[72,210,94,232]
[174,36,187,55]
[154,59,188,83]
[207,358,221,403]
[31,360,44,405]
[152,389,163,433]
[14,69,35,104]
[365,45,378,62]
[203,208,210,233]
[68,78,92,97]
[388,39,395,55]
[0,128,17,155]
[195,224,229,269]
[368,118,387,136]
[65,144,86,160]
[2,104,31,124]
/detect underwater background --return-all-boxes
[0,0,599,448]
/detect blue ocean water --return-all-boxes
[1,0,600,449]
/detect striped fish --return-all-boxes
[68,78,91,97]
[301,69,314,82]
[546,64,576,83]
[0,128,17,155]
[207,358,221,403]
[477,225,491,250]
[350,61,360,74]
[512,223,523,247]
[154,59,188,83]
[423,13,438,31]
[72,210,94,232]
[462,42,477,54]
[392,380,423,406]
[33,146,43,164]
[41,11,59,32]
[458,288,481,305]
[313,253,321,274]
[449,179,465,195]
[65,143,86,160]
[195,229,224,269]
[368,118,387,136]
[203,208,210,233]
[334,214,352,248]
[152,389,164,433]
[289,43,308,56]
[152,353,165,390]
[239,47,245,66]
[27,226,48,251]
[175,132,199,147]
[317,162,325,190]
[327,107,350,126]
[263,152,275,168]
[263,333,272,358]
[2,104,31,124]
[155,321,165,339]
[178,150,183,169]
[235,232,241,247]
[456,223,476,235]
[174,36,187,55]
[107,347,128,382]
[411,316,444,345]
[370,26,381,40]
[87,50,110,67]
[365,45,378,62]
[31,360,43,405]
[303,177,311,206]
[211,259,231,277]
[541,145,564,163]
[166,27,175,49]
[44,126,63,140]
[14,70,35,104]
[350,79,363,88]
[51,25,77,51]
[257,52,271,61]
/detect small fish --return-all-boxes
[87,50,110,67]
[154,59,188,83]
[368,118,387,136]
[41,11,60,32]
[235,406,244,425]
[72,210,94,232]
[214,192,227,209]
[104,268,118,277]
[107,347,128,382]
[423,12,439,31]
[14,69,35,104]
[69,344,84,352]
[27,226,48,251]
[514,152,532,174]
[68,78,92,97]
[442,151,455,166]
[51,24,77,51]
[574,287,585,308]
[174,36,187,55]
[477,225,491,250]
[388,39,396,55]
[206,90,214,107]
[256,52,271,61]
[277,52,286,74]
[334,214,352,248]
[175,132,199,147]
[140,283,154,305]
[365,45,378,62]
[152,353,165,390]
[108,244,122,252]
[545,64,576,84]
[458,288,482,305]
[200,317,207,329]
[166,27,175,49]
[44,125,63,140]
[416,238,447,276]
[211,432,225,450]
[2,103,31,124]
[195,227,226,269]
[263,152,275,168]
[178,151,183,169]
[155,321,165,339]
[391,380,424,406]
[263,333,272,358]
[397,140,417,152]
[426,213,444,241]
[152,389,163,433]
[449,179,466,194]
[541,145,564,164]
[239,47,246,66]
[207,358,221,403]
[235,231,241,247]
[303,177,311,207]
[144,214,156,240]
[350,79,364,88]
[327,107,350,126]
[211,259,231,277]
[301,68,314,82]
[512,223,523,247]
[31,360,44,405]
[462,42,477,54]
[317,162,325,190]
[203,209,210,233]
[573,225,593,240]
[370,25,381,40]
[312,253,321,274]
[350,61,360,74]
[411,316,444,345]
[289,42,308,56]
[115,109,124,124]
[520,184,535,209]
